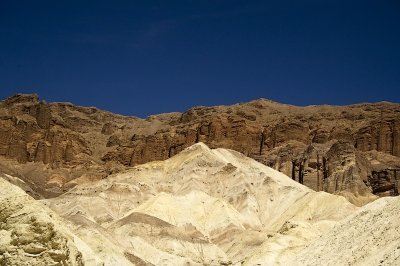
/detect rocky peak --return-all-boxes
[2,93,40,105]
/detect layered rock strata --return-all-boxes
[1,94,399,199]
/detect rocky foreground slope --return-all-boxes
[0,176,84,265]
[1,143,399,265]
[1,94,400,202]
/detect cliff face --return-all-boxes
[0,94,399,199]
[103,99,400,168]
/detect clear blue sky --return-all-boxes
[1,0,399,117]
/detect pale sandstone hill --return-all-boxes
[44,143,357,265]
[1,94,400,200]
[2,143,400,265]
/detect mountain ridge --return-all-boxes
[3,93,399,118]
[0,93,399,203]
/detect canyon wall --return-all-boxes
[1,94,399,198]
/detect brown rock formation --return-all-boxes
[1,93,400,199]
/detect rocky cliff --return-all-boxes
[0,93,399,200]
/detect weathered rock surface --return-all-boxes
[1,94,400,199]
[289,196,400,266]
[0,177,84,265]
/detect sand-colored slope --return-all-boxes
[132,190,246,237]
[43,143,361,265]
[5,142,400,265]
[289,196,400,266]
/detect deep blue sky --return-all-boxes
[1,0,399,117]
